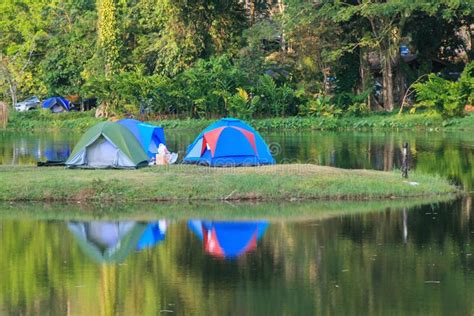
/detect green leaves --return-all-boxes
[413,62,474,118]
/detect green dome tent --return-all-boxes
[66,121,149,169]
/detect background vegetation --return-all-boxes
[0,1,473,119]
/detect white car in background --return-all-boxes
[15,96,40,111]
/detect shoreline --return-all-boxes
[3,111,474,132]
[0,164,460,204]
[0,197,460,221]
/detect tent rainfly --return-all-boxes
[183,118,275,167]
[118,119,166,158]
[66,121,149,169]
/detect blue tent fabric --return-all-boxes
[44,146,71,161]
[118,119,142,141]
[42,97,71,112]
[136,222,167,250]
[188,220,269,259]
[183,118,275,166]
[118,119,166,157]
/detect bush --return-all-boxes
[412,62,474,118]
[226,88,258,119]
[83,71,165,116]
[148,56,302,119]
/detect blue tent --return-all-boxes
[136,221,167,250]
[118,119,166,158]
[44,145,71,161]
[183,118,275,167]
[42,97,71,113]
[188,220,269,259]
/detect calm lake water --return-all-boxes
[0,129,473,315]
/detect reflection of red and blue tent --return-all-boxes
[118,119,166,158]
[136,221,168,250]
[188,220,269,259]
[42,97,71,113]
[183,118,275,167]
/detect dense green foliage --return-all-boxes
[413,61,474,117]
[7,109,474,132]
[0,0,472,118]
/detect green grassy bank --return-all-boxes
[5,110,474,131]
[0,164,459,203]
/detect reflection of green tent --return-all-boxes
[67,221,147,263]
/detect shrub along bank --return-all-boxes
[4,110,474,132]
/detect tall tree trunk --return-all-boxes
[359,48,372,111]
[8,83,17,109]
[382,50,394,112]
[278,0,286,52]
[394,56,405,108]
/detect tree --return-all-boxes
[129,0,247,76]
[39,0,96,96]
[96,0,120,76]
[0,0,49,106]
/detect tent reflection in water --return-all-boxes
[67,221,168,263]
[183,118,275,167]
[118,119,166,158]
[66,121,149,169]
[188,220,269,259]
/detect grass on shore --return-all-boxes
[5,109,474,131]
[0,164,459,203]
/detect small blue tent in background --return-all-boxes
[183,118,275,167]
[118,119,166,158]
[42,97,71,113]
[188,220,269,259]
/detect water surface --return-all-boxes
[0,129,473,315]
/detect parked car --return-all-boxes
[15,96,40,112]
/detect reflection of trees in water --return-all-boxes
[259,198,474,314]
[264,130,474,190]
[0,133,76,165]
[0,198,474,314]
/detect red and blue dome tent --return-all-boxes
[42,97,71,113]
[118,119,166,158]
[188,220,269,259]
[183,118,275,166]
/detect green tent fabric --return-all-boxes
[66,121,149,169]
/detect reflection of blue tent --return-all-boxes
[188,220,268,259]
[136,221,167,250]
[183,118,275,167]
[118,119,166,158]
[42,97,71,113]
